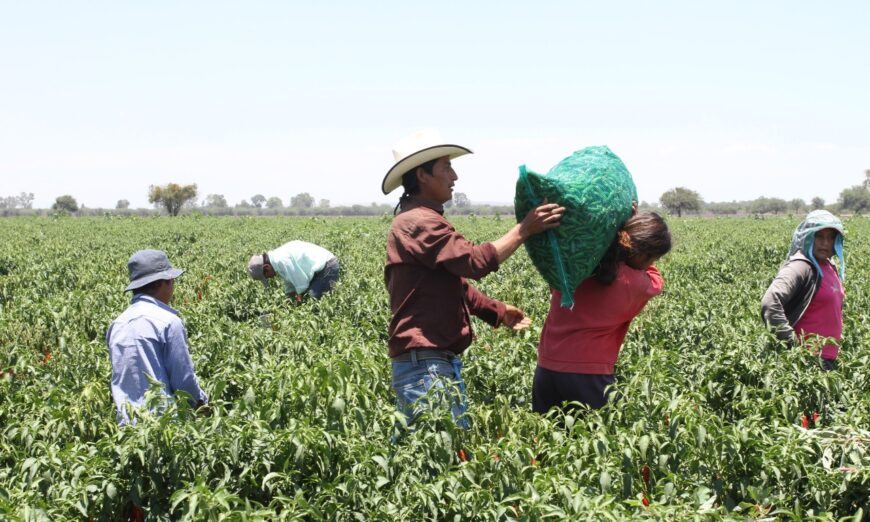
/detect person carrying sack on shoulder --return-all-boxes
[382,129,565,429]
[533,211,672,414]
[761,210,846,371]
[247,241,340,301]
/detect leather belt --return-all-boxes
[392,349,455,363]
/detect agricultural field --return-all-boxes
[0,215,868,520]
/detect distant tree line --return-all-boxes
[4,170,870,217]
[653,170,870,217]
[652,191,826,217]
[0,192,35,210]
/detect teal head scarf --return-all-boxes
[787,210,845,281]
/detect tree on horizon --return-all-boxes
[660,187,702,217]
[149,183,198,217]
[52,195,79,213]
[291,192,314,208]
[204,194,229,208]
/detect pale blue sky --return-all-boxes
[1,1,868,208]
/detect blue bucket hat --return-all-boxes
[125,249,185,291]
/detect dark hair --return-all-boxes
[593,212,672,285]
[133,278,170,297]
[394,158,438,215]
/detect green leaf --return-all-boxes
[372,455,389,474]
[639,435,650,459]
[600,471,611,492]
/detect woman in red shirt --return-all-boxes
[533,212,672,414]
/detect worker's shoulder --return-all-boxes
[113,299,181,329]
[391,206,449,233]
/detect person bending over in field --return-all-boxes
[247,240,340,301]
[533,212,672,414]
[107,250,208,425]
[382,129,565,429]
[761,210,846,371]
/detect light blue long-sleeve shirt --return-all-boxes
[268,240,335,295]
[106,294,207,425]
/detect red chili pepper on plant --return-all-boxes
[642,494,650,507]
[801,415,808,428]
[129,504,143,522]
[641,465,651,487]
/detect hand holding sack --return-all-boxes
[515,146,637,307]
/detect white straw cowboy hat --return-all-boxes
[381,129,472,195]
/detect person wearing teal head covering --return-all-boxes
[761,210,846,370]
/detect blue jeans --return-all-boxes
[309,258,340,298]
[391,352,470,429]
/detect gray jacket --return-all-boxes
[760,252,821,341]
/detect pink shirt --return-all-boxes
[793,261,844,360]
[537,264,664,374]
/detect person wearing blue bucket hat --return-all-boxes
[762,210,846,371]
[123,249,185,292]
[107,249,208,424]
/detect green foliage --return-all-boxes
[0,216,868,519]
[291,192,315,209]
[660,188,702,217]
[453,192,470,208]
[706,201,741,215]
[750,197,789,215]
[839,186,870,215]
[251,195,266,209]
[204,194,228,209]
[0,192,34,210]
[51,195,79,213]
[789,198,807,214]
[148,183,198,217]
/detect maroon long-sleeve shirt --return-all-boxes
[385,197,506,358]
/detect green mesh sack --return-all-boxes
[515,146,637,307]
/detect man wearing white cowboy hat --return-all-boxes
[106,249,208,425]
[383,129,565,429]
